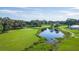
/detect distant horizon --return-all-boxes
[0,7,79,21]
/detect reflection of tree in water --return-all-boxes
[54,29,59,33]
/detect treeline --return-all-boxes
[0,17,26,33]
[0,17,79,33]
[65,18,79,27]
[0,17,49,33]
[27,20,48,27]
[48,18,79,26]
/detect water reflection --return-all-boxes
[39,28,64,43]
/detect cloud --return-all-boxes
[0,9,24,14]
[60,10,79,16]
[72,7,79,10]
[0,7,79,21]
[66,13,79,16]
[63,11,79,16]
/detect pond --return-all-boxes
[70,25,79,29]
[39,28,64,43]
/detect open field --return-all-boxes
[0,28,40,51]
[0,25,52,51]
[58,25,79,51]
[0,24,79,51]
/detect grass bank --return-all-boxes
[57,25,79,51]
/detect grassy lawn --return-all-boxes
[58,25,79,51]
[1,24,79,51]
[0,28,39,51]
[58,38,79,51]
[26,43,53,51]
[0,25,52,51]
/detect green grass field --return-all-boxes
[0,25,52,51]
[0,24,79,51]
[58,25,79,51]
[0,28,40,51]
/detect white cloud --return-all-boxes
[0,10,23,14]
[66,13,79,16]
[60,10,79,16]
[0,7,79,21]
[61,10,79,20]
[60,10,71,13]
[72,7,79,10]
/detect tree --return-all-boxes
[0,17,27,33]
[41,20,48,24]
[0,21,3,33]
[1,17,11,32]
[30,20,42,27]
[66,18,76,27]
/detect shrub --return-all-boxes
[0,24,3,33]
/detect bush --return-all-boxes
[25,43,53,51]
[0,24,3,33]
[41,28,47,32]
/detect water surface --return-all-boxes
[39,28,64,43]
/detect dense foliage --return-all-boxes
[0,17,26,33]
[0,17,79,34]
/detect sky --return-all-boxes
[0,7,79,21]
